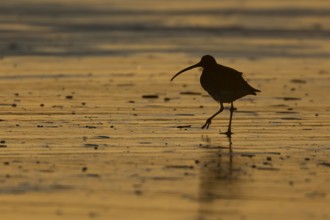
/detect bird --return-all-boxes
[170,55,260,136]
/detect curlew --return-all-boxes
[171,55,260,136]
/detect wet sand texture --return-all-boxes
[0,0,330,220]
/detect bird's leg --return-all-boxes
[223,102,234,136]
[201,102,224,129]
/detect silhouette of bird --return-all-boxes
[171,55,260,136]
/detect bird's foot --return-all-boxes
[201,119,212,129]
[221,130,233,137]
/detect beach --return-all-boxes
[0,0,329,219]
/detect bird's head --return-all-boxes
[200,55,217,66]
[170,55,217,81]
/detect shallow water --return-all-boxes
[0,0,330,220]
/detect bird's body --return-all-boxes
[171,55,260,136]
[200,63,259,103]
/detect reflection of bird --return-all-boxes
[196,137,240,220]
[171,55,260,136]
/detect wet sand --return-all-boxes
[1,1,330,219]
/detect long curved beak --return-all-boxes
[170,63,201,81]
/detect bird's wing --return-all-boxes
[217,64,260,94]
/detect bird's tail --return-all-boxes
[250,86,261,95]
